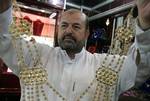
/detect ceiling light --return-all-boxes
[49,12,57,19]
[106,18,110,26]
[40,10,45,13]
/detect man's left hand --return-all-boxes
[136,0,150,30]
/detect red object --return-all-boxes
[33,19,44,36]
[24,16,32,23]
[88,46,96,54]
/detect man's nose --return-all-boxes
[65,25,73,33]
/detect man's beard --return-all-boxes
[58,36,85,53]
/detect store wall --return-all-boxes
[14,11,56,37]
[87,0,133,54]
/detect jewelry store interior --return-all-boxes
[0,0,150,101]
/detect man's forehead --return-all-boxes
[60,11,86,22]
[61,9,86,19]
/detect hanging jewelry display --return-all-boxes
[9,0,127,101]
[109,8,135,55]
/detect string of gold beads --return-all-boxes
[103,85,110,101]
[25,40,40,66]
[40,85,48,101]
[35,85,40,101]
[22,85,26,101]
[76,79,95,101]
[93,82,101,101]
[46,82,67,101]
[116,56,126,72]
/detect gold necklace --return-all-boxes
[109,8,135,55]
[94,53,125,101]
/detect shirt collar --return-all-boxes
[59,47,86,63]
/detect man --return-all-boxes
[0,0,149,101]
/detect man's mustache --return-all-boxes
[62,34,76,42]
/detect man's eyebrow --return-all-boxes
[61,22,81,26]
[61,21,68,24]
[73,23,81,26]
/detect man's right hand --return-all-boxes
[136,0,150,30]
[0,0,12,13]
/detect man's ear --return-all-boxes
[85,29,90,39]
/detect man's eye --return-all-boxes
[74,25,81,29]
[61,24,67,28]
